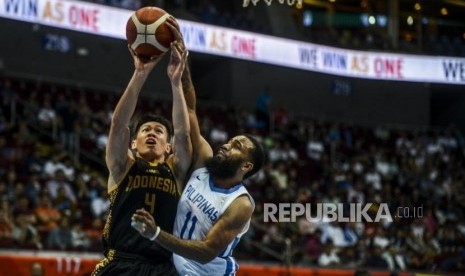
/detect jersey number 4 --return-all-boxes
[145,193,156,214]
[180,211,197,239]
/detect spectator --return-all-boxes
[209,123,228,145]
[24,173,41,208]
[75,175,90,201]
[43,153,66,178]
[61,156,75,181]
[364,165,382,191]
[381,244,407,271]
[269,161,288,191]
[96,128,109,150]
[12,213,42,249]
[372,226,390,249]
[84,217,104,251]
[268,141,285,163]
[87,176,105,201]
[13,196,35,221]
[307,133,324,161]
[282,141,298,162]
[46,216,72,250]
[305,230,323,264]
[70,221,90,250]
[4,169,17,202]
[0,208,14,248]
[55,95,78,153]
[321,221,349,248]
[318,240,340,267]
[20,147,44,177]
[343,222,360,247]
[261,222,285,258]
[34,195,61,232]
[37,99,56,129]
[90,189,110,219]
[53,186,77,217]
[46,169,76,203]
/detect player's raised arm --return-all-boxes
[166,18,213,171]
[106,48,165,192]
[166,42,193,191]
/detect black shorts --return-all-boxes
[92,250,178,276]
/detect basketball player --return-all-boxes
[131,19,266,275]
[92,42,191,275]
[132,131,265,276]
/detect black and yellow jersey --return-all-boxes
[103,156,180,263]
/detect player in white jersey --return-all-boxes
[132,132,265,275]
[130,20,265,276]
[172,162,255,275]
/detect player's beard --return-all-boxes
[205,156,243,179]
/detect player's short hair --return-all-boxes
[132,114,173,142]
[242,134,265,179]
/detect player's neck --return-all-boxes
[211,176,242,189]
[136,151,165,164]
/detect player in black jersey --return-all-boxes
[92,37,192,275]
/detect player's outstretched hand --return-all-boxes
[167,41,188,83]
[166,17,186,53]
[131,208,158,240]
[128,45,166,73]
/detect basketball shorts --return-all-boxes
[92,249,177,276]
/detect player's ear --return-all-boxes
[131,140,137,149]
[241,161,253,174]
[165,143,172,154]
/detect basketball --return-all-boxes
[126,7,175,61]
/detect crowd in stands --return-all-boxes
[0,76,464,274]
[301,27,465,57]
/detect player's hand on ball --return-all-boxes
[166,17,186,53]
[167,41,188,83]
[131,208,158,239]
[128,45,166,73]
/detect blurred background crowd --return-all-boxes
[0,74,464,273]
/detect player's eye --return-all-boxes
[233,141,242,149]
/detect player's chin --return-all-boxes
[146,144,156,149]
[141,146,158,155]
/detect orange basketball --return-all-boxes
[126,7,175,62]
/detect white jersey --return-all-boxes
[173,167,254,276]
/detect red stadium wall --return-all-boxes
[237,265,415,276]
[0,252,430,276]
[0,253,98,276]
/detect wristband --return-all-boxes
[150,226,161,241]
